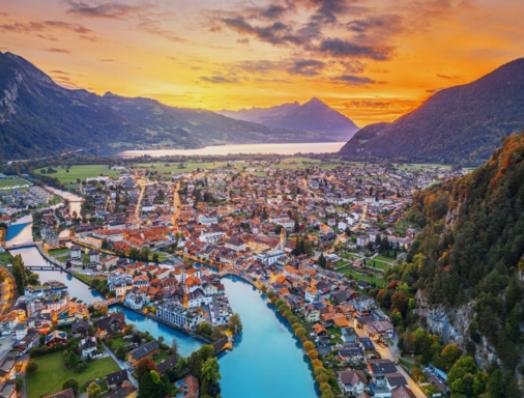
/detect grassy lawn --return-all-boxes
[72,272,106,285]
[340,251,364,260]
[27,351,119,398]
[35,165,121,184]
[339,266,386,288]
[155,251,171,262]
[394,163,451,171]
[48,248,70,257]
[0,177,31,189]
[107,336,128,352]
[133,160,239,174]
[273,157,321,170]
[375,255,396,263]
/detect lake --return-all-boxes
[119,141,345,159]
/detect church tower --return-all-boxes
[279,227,287,251]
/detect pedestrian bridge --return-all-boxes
[24,265,59,271]
[5,242,36,250]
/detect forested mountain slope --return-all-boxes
[339,58,524,165]
[393,132,524,395]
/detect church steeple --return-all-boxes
[279,227,287,251]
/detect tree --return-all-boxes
[200,357,220,396]
[486,369,505,398]
[439,343,462,371]
[228,313,242,336]
[136,358,156,379]
[139,370,168,398]
[12,254,27,295]
[196,322,213,340]
[448,355,486,397]
[64,349,80,369]
[26,361,38,374]
[318,253,327,269]
[86,382,102,398]
[63,379,79,395]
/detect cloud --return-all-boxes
[336,74,376,85]
[221,17,306,46]
[46,47,71,54]
[259,4,288,19]
[288,58,325,76]
[65,0,147,19]
[50,69,70,75]
[200,75,239,84]
[318,38,392,60]
[436,73,461,81]
[0,19,96,41]
[138,18,185,42]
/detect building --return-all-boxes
[254,249,287,266]
[127,341,159,365]
[156,302,204,331]
[338,369,367,396]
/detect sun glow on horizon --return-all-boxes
[1,0,523,126]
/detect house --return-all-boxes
[44,330,68,347]
[95,313,126,337]
[391,386,416,398]
[71,319,89,337]
[79,336,98,359]
[106,369,128,390]
[0,381,16,398]
[341,327,358,344]
[338,345,365,365]
[42,388,76,398]
[100,384,136,398]
[127,341,158,365]
[174,375,199,398]
[338,369,367,396]
[0,358,16,383]
[156,356,178,374]
[70,246,82,261]
[386,373,407,391]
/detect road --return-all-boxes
[134,176,148,223]
[102,342,138,388]
[353,324,427,398]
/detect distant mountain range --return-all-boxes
[339,58,524,165]
[220,97,359,142]
[0,52,353,159]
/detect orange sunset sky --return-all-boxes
[1,0,523,127]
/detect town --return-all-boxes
[0,158,465,398]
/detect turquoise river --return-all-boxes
[9,243,317,398]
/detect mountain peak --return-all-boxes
[220,97,358,140]
[304,97,325,107]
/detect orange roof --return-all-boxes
[314,323,327,334]
[334,315,351,328]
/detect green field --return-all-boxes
[272,157,321,170]
[0,177,31,189]
[35,165,121,185]
[27,352,119,398]
[133,160,243,174]
[338,266,386,288]
[394,163,451,171]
